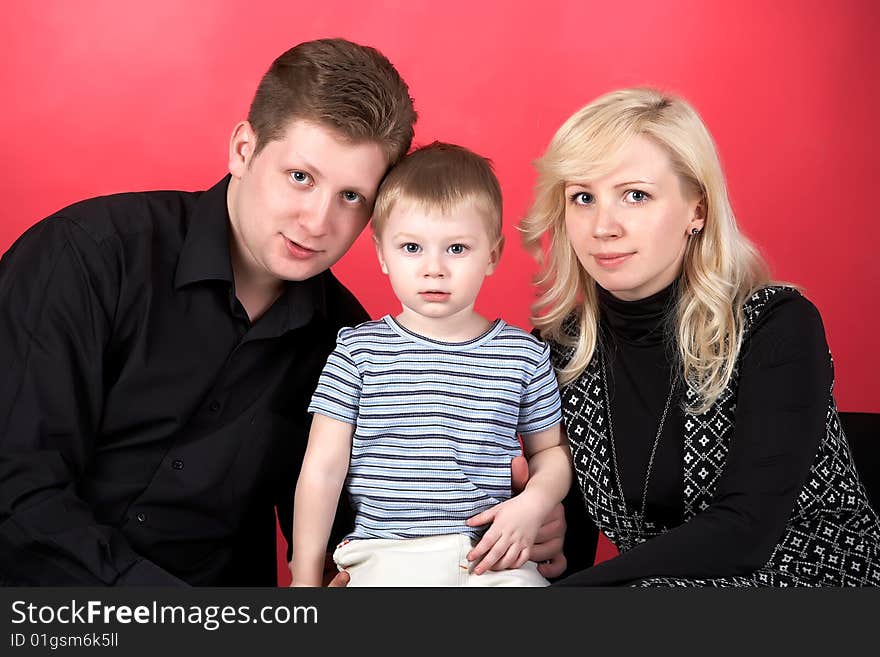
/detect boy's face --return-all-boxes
[227,119,389,286]
[374,199,501,329]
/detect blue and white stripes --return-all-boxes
[308,316,562,541]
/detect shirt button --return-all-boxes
[136,513,146,522]
[208,400,221,412]
[172,459,184,470]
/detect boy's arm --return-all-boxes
[290,414,353,587]
[466,424,571,574]
[509,455,568,576]
[520,424,572,508]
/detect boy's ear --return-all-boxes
[486,235,504,275]
[228,121,256,178]
[373,235,388,275]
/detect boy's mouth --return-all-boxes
[418,291,450,301]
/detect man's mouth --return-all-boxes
[284,237,321,258]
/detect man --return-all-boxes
[0,38,564,586]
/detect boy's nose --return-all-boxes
[422,254,447,278]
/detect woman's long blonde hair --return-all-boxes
[520,88,771,413]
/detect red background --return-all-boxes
[2,1,878,585]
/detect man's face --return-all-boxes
[227,119,389,285]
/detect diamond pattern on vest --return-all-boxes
[552,286,880,586]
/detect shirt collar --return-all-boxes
[174,175,330,333]
[174,175,235,289]
[245,274,327,341]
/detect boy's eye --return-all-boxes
[570,191,593,206]
[403,243,421,253]
[290,171,312,185]
[625,190,649,203]
[341,191,362,204]
[447,244,467,255]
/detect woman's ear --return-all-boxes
[688,197,706,234]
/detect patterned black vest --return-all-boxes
[552,286,880,586]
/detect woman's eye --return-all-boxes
[341,191,362,204]
[447,244,467,255]
[570,191,593,206]
[625,190,649,203]
[403,243,421,253]
[290,171,311,185]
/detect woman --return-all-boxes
[521,88,880,586]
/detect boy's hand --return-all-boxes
[465,491,549,574]
[529,505,567,577]
[488,455,568,577]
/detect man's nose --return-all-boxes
[299,191,333,237]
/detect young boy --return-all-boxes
[291,143,571,586]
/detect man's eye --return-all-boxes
[570,191,593,206]
[447,244,467,255]
[403,243,421,253]
[625,190,649,203]
[290,171,311,185]
[341,191,362,204]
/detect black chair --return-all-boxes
[839,412,880,509]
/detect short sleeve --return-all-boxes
[517,342,563,435]
[307,328,362,424]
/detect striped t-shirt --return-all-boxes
[307,315,563,541]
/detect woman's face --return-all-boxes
[563,135,704,301]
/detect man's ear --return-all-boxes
[486,235,505,275]
[228,121,256,178]
[373,234,388,275]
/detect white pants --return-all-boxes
[333,534,549,587]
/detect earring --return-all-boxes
[690,227,701,236]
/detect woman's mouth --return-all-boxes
[593,252,635,268]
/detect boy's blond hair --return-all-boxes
[372,142,503,243]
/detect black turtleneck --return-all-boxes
[557,283,833,586]
[597,282,685,529]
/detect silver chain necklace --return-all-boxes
[599,353,676,527]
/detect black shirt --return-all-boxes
[557,282,832,585]
[0,176,367,586]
